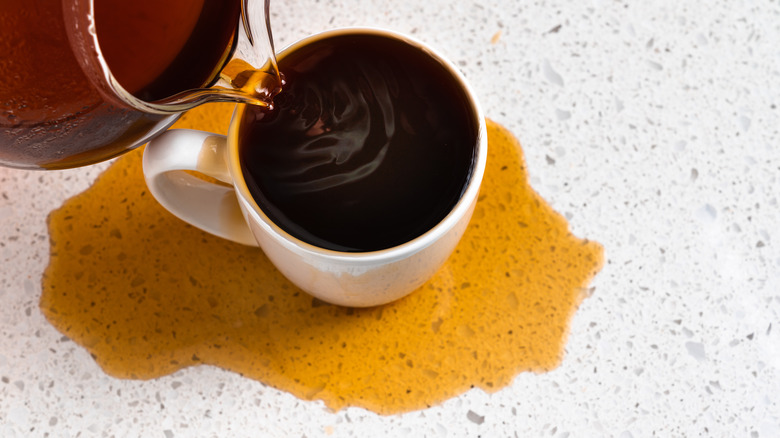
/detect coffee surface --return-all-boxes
[239,33,478,252]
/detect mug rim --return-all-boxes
[227,27,488,263]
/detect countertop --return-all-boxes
[2,0,779,436]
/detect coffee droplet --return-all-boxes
[41,103,603,414]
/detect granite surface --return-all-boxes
[1,0,779,436]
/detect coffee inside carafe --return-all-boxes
[95,0,242,102]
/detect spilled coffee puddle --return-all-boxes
[41,103,603,414]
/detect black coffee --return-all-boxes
[239,33,478,252]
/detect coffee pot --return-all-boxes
[0,0,279,169]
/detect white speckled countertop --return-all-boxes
[2,0,779,436]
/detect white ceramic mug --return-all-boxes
[143,28,487,307]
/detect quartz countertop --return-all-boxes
[1,0,779,436]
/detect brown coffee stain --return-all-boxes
[41,103,603,414]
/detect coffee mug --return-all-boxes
[143,28,487,307]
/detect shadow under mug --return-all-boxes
[142,28,488,307]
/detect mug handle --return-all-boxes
[142,129,258,246]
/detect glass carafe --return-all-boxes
[0,0,279,169]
